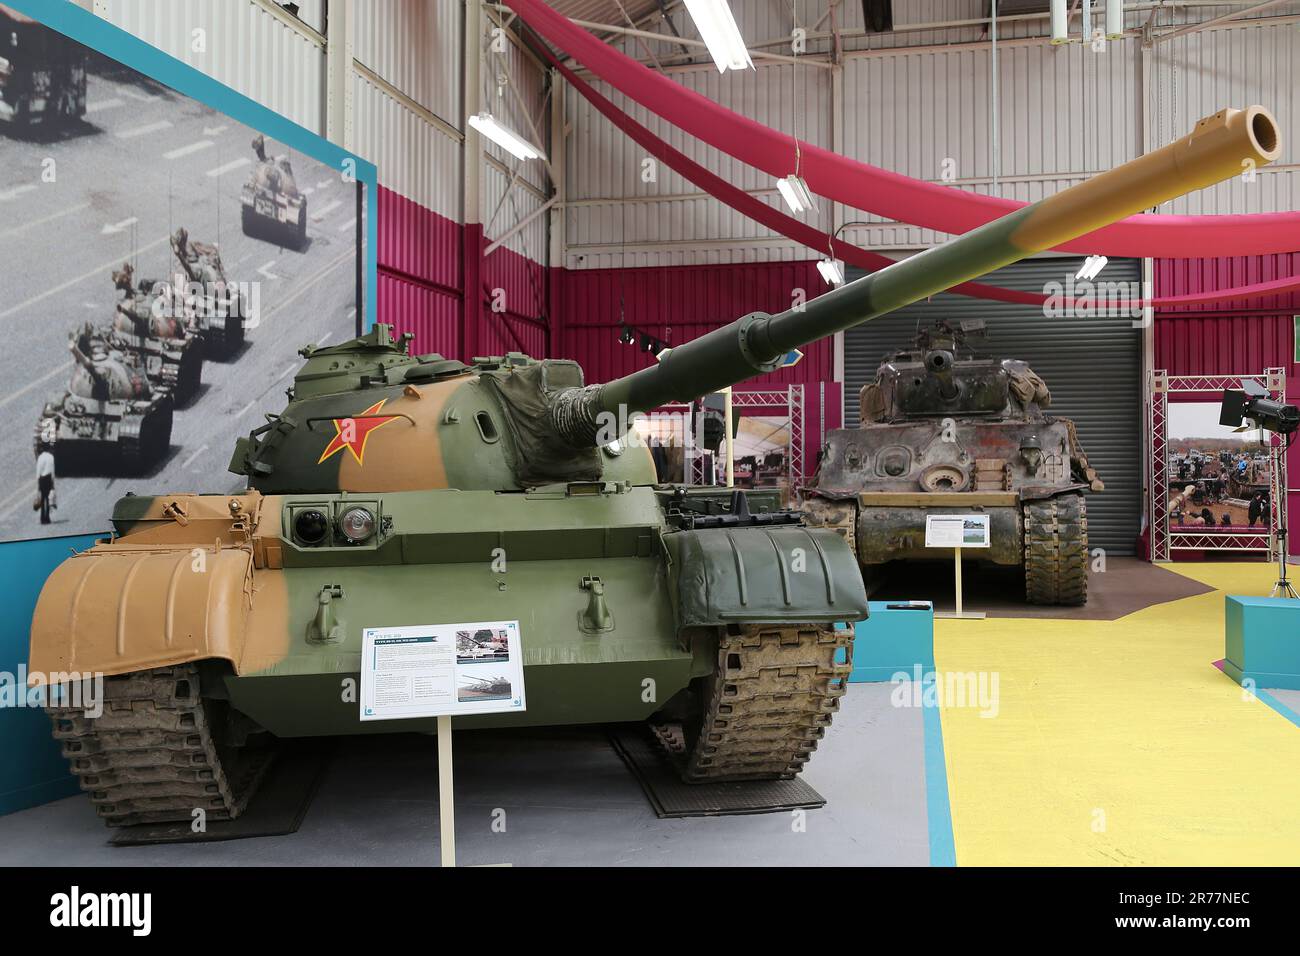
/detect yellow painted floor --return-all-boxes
[935,562,1300,866]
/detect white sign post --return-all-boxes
[360,621,526,866]
[925,515,989,620]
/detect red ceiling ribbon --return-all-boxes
[508,0,1300,257]
[549,50,1300,310]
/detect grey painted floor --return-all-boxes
[0,683,932,867]
[1267,687,1300,719]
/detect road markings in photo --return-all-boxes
[0,201,91,239]
[257,260,281,281]
[0,184,38,202]
[311,199,342,221]
[302,187,315,196]
[206,156,251,178]
[116,119,172,139]
[163,140,214,161]
[337,217,356,232]
[0,235,170,321]
[316,178,332,189]
[84,97,124,114]
[100,216,138,235]
[202,124,228,136]
[181,445,209,470]
[0,362,68,413]
[117,87,156,102]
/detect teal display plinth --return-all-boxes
[1223,595,1300,691]
[849,601,935,683]
[0,534,100,816]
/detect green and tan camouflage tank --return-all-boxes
[27,106,1280,826]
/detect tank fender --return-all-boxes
[1020,482,1091,502]
[28,543,257,679]
[664,525,868,626]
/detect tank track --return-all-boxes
[1023,492,1088,606]
[653,622,853,781]
[48,664,274,828]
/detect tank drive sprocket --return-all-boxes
[1023,493,1088,606]
[48,664,275,828]
[654,622,853,781]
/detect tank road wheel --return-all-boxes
[653,622,853,782]
[222,310,245,358]
[48,664,276,828]
[1023,493,1089,606]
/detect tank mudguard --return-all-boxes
[664,525,868,626]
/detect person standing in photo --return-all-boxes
[35,443,56,525]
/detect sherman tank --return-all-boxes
[171,227,246,359]
[35,326,173,473]
[241,134,308,249]
[108,263,205,407]
[802,319,1102,605]
[28,106,1280,827]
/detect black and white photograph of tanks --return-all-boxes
[0,6,361,542]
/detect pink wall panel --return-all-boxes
[377,271,461,358]
[555,260,832,387]
[1155,254,1300,315]
[377,186,460,290]
[483,245,548,323]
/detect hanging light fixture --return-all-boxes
[467,111,546,161]
[777,173,815,214]
[619,324,635,345]
[682,0,753,73]
[1075,255,1108,281]
[817,257,845,287]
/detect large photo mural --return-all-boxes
[0,3,363,541]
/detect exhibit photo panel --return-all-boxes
[0,0,370,543]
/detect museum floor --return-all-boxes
[0,562,1295,867]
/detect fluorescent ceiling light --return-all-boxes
[1075,255,1108,281]
[467,111,545,162]
[817,258,844,286]
[683,0,753,73]
[777,174,815,214]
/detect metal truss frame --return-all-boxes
[1148,368,1287,562]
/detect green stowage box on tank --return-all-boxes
[28,106,1282,827]
[803,318,1104,606]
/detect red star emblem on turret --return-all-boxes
[317,399,399,466]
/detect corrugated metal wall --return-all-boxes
[557,259,832,383]
[563,1,1300,265]
[97,0,326,133]
[843,257,1144,554]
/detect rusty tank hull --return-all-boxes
[804,322,1098,605]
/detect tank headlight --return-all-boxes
[294,508,329,546]
[338,506,376,543]
[603,437,624,457]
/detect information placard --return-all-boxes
[360,620,526,720]
[925,514,991,549]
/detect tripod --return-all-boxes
[1267,436,1297,599]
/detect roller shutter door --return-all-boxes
[842,256,1142,555]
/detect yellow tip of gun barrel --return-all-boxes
[1012,105,1282,252]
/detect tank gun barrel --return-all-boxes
[550,106,1281,446]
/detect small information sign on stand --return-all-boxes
[925,515,989,620]
[360,621,526,866]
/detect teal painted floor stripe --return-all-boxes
[921,690,957,867]
[1256,688,1300,729]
